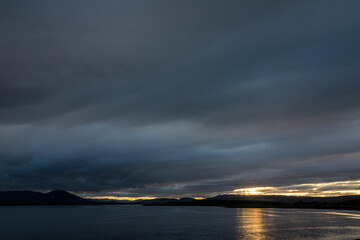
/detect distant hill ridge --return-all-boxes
[0,190,90,205]
[1,191,360,210]
[133,194,360,210]
[206,194,360,203]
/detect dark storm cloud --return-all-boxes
[1,0,360,196]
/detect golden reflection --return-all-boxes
[237,208,268,240]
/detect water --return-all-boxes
[0,205,359,240]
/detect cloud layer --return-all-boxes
[1,0,360,197]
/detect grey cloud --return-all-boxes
[1,0,360,196]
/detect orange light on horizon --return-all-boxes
[233,187,275,195]
[232,179,360,197]
[83,180,360,200]
[85,195,207,201]
[85,196,157,201]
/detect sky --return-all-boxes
[1,0,360,198]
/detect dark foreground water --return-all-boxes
[0,205,359,240]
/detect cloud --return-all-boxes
[0,0,360,197]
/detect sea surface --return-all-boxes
[0,205,359,240]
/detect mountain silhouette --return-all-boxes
[1,190,360,210]
[136,194,360,210]
[0,190,90,205]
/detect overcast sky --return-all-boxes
[1,0,360,197]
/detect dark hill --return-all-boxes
[0,190,90,205]
[141,194,360,210]
[135,198,178,205]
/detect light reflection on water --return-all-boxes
[237,208,267,240]
[313,211,360,220]
[236,208,360,240]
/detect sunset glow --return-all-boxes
[85,196,157,201]
[232,180,360,197]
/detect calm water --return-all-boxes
[0,205,359,240]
